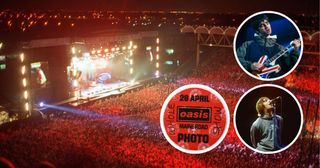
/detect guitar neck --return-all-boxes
[265,46,294,65]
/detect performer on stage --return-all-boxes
[236,14,301,78]
[250,97,283,152]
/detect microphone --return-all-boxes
[270,96,281,103]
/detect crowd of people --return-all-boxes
[83,83,176,117]
[0,47,318,167]
[284,67,319,95]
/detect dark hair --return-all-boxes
[251,14,269,30]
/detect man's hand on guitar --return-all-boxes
[292,39,301,52]
[251,62,264,72]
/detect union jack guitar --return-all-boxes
[256,44,295,78]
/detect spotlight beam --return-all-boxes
[41,103,158,132]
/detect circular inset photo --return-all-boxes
[234,84,303,154]
[234,11,303,81]
[160,84,230,154]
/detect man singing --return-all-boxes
[250,97,283,152]
[237,14,301,78]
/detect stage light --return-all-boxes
[111,48,115,52]
[91,50,96,55]
[24,90,28,99]
[20,53,24,62]
[71,47,76,54]
[156,62,159,68]
[72,80,79,87]
[146,46,152,51]
[22,78,27,87]
[156,38,159,44]
[72,69,77,77]
[122,46,126,50]
[39,102,44,107]
[97,50,101,54]
[25,103,29,111]
[74,91,79,97]
[0,42,2,49]
[130,68,133,74]
[129,41,133,46]
[156,46,159,52]
[133,45,137,49]
[21,66,26,75]
[156,54,159,60]
[155,70,159,77]
[116,47,120,51]
[130,59,133,65]
[150,56,153,62]
[104,49,108,53]
[71,56,77,62]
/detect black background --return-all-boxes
[235,86,302,148]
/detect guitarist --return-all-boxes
[237,14,301,78]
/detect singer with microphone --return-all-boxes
[236,14,301,78]
[250,96,283,152]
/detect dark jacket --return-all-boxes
[237,33,298,78]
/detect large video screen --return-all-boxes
[30,62,49,88]
[67,52,131,97]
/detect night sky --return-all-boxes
[1,0,319,14]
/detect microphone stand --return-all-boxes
[272,97,283,149]
[280,97,283,148]
[272,101,277,149]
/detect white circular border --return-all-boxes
[233,84,304,154]
[233,11,304,81]
[160,84,230,154]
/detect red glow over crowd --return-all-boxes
[0,46,318,167]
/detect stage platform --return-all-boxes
[34,76,162,111]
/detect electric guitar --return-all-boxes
[255,44,295,78]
